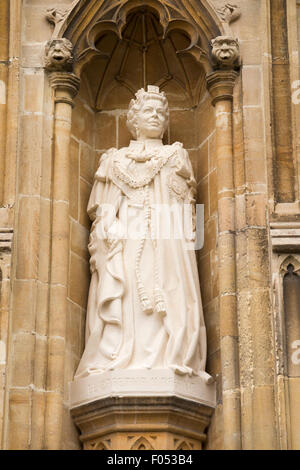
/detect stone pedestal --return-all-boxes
[69,370,216,450]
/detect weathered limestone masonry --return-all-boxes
[0,0,300,450]
[0,0,9,204]
[206,43,241,449]
[44,40,80,449]
[0,0,24,450]
[271,0,295,203]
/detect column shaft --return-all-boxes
[207,69,241,450]
[44,73,79,449]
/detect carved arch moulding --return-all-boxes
[46,0,231,77]
[45,0,242,111]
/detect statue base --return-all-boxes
[69,370,216,450]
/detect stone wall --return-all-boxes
[63,78,97,449]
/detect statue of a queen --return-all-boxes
[75,86,211,384]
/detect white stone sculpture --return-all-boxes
[74,86,212,385]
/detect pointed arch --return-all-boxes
[53,0,225,76]
[282,258,300,376]
[280,254,300,275]
[130,436,154,450]
[51,1,225,110]
[175,439,193,450]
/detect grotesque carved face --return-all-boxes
[45,39,73,71]
[211,36,239,68]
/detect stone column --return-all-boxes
[206,37,241,450]
[2,0,22,208]
[44,39,80,449]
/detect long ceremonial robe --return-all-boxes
[75,139,208,380]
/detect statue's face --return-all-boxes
[45,39,73,70]
[136,98,166,140]
[212,37,239,66]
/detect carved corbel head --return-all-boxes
[45,38,74,72]
[211,36,240,71]
[217,3,241,24]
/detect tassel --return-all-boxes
[137,280,153,314]
[155,301,167,316]
[141,299,153,315]
[154,287,167,316]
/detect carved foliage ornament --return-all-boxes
[46,8,69,31]
[46,0,80,37]
[211,36,240,70]
[217,3,241,24]
[45,38,74,72]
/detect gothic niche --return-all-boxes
[68,2,219,397]
[80,7,207,110]
[283,262,300,377]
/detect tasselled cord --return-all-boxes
[135,184,167,316]
[135,184,153,314]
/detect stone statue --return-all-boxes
[75,86,211,384]
[211,36,240,70]
[45,38,74,72]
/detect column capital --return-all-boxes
[206,36,240,106]
[206,69,239,106]
[48,72,80,106]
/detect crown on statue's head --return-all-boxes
[135,85,166,102]
[127,85,169,139]
[146,85,161,95]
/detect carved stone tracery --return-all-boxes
[71,396,212,450]
[65,1,211,74]
[271,222,300,382]
[44,0,239,109]
[44,1,242,96]
[87,7,208,109]
[131,436,155,450]
[280,255,300,275]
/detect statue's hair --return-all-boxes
[126,87,169,139]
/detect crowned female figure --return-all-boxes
[75,86,211,383]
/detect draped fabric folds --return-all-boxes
[75,139,209,381]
